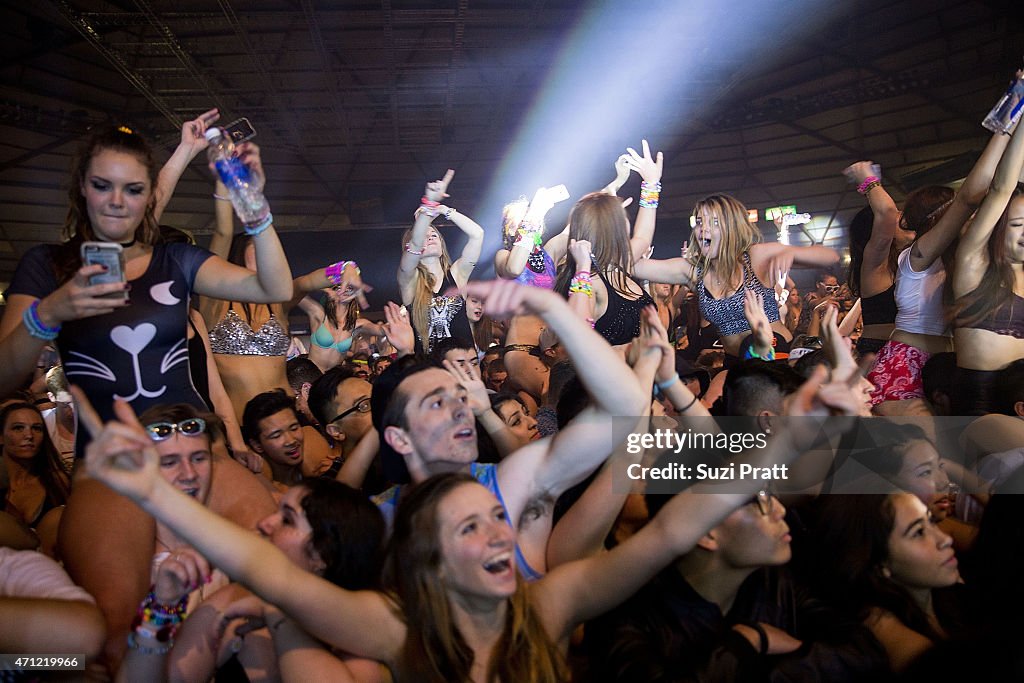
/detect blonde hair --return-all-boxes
[689,194,761,287]
[501,197,531,249]
[402,226,453,346]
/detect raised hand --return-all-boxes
[442,359,490,417]
[458,279,551,320]
[37,264,131,325]
[234,142,264,183]
[154,547,212,605]
[179,108,220,160]
[424,169,455,203]
[623,139,664,185]
[843,160,879,184]
[766,251,794,288]
[568,238,593,271]
[380,302,415,357]
[76,386,161,503]
[742,289,774,355]
[820,304,857,380]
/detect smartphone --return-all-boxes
[547,184,570,204]
[222,117,256,144]
[80,242,127,300]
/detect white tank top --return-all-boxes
[894,247,951,337]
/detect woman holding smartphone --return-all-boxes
[0,116,287,673]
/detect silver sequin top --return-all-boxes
[209,308,290,356]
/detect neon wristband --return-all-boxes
[655,373,679,391]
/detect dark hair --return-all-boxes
[991,358,1024,417]
[297,478,384,590]
[722,360,803,417]
[429,336,475,366]
[846,207,875,299]
[286,357,324,395]
[555,376,589,430]
[489,392,527,414]
[241,389,298,445]
[921,352,957,405]
[372,358,435,484]
[324,292,359,332]
[0,402,71,515]
[851,420,931,479]
[308,366,357,426]
[805,494,942,641]
[137,403,223,445]
[55,126,162,284]
[224,233,266,325]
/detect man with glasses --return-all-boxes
[798,271,848,335]
[307,366,376,484]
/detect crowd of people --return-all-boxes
[0,66,1023,682]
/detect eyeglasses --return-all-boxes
[329,397,371,424]
[752,487,777,516]
[823,285,841,294]
[146,418,207,441]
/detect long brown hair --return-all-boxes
[554,192,633,297]
[687,194,760,289]
[401,227,453,347]
[325,295,359,332]
[954,186,1024,328]
[55,126,162,284]
[385,473,566,683]
[1,402,71,519]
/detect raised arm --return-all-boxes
[460,281,647,521]
[955,118,1024,292]
[154,109,220,223]
[623,140,664,264]
[565,239,597,325]
[845,161,901,276]
[535,365,860,638]
[913,119,1016,272]
[78,393,405,665]
[545,306,663,570]
[193,145,293,303]
[632,256,698,289]
[398,170,454,303]
[445,209,485,287]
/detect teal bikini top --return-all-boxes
[311,320,354,353]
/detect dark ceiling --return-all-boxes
[1,0,1022,307]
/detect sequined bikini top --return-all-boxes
[209,308,290,356]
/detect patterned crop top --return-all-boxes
[697,251,780,337]
[209,307,290,356]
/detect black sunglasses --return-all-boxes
[146,417,207,441]
[329,397,371,424]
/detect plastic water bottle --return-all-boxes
[205,127,268,225]
[983,74,1024,134]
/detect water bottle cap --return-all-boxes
[204,127,222,141]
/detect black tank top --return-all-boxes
[424,271,475,353]
[594,269,656,346]
[861,284,898,326]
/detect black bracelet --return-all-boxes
[747,622,768,656]
[675,394,698,413]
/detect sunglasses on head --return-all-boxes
[146,418,207,441]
